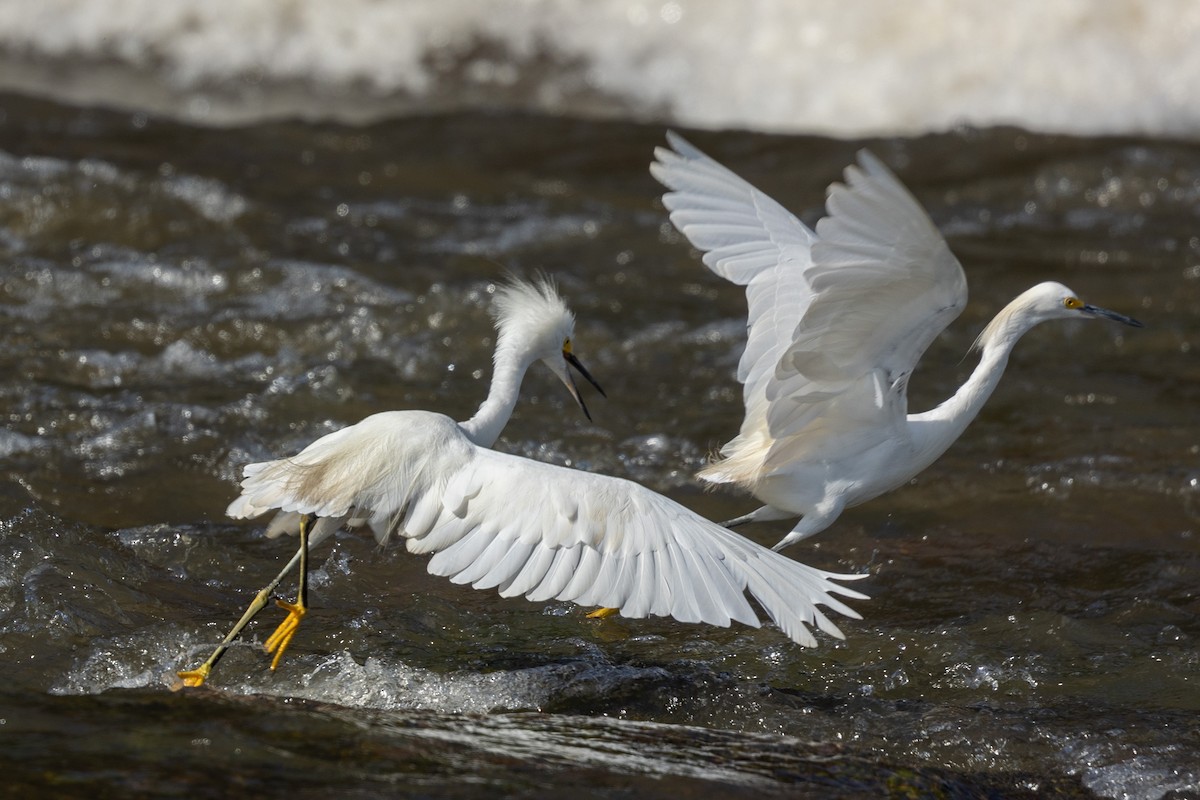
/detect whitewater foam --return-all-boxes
[1,0,1197,136]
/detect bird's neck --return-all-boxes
[458,342,533,448]
[909,310,1031,463]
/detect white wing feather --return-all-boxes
[652,134,967,484]
[226,411,867,648]
[429,449,867,647]
[651,131,818,432]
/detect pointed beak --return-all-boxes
[1082,304,1144,328]
[562,351,606,421]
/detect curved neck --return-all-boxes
[458,341,533,447]
[909,305,1035,463]
[917,343,1011,439]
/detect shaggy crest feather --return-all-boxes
[490,274,575,352]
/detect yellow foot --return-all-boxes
[174,664,211,689]
[264,598,307,671]
[586,607,620,619]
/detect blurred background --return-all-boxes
[1,0,1197,135]
[0,2,1197,798]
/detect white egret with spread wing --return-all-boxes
[177,275,866,688]
[651,133,1142,551]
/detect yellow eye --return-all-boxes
[1063,297,1083,309]
[563,338,573,354]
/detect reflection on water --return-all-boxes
[0,92,1197,798]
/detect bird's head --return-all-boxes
[976,281,1143,351]
[1027,281,1144,327]
[491,274,606,419]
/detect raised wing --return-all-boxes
[654,137,967,483]
[229,421,867,648]
[651,132,819,421]
[760,152,967,458]
[777,153,967,404]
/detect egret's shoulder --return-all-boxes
[347,409,474,451]
[356,408,456,431]
[291,410,474,474]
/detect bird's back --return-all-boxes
[228,410,472,524]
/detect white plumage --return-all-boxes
[652,133,1143,550]
[179,275,866,688]
[232,416,864,645]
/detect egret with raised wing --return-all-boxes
[177,275,866,688]
[652,133,1142,551]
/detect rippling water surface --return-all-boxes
[0,93,1197,798]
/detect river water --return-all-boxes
[0,91,1197,798]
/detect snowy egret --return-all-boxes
[177,275,866,688]
[652,133,1143,551]
[177,275,603,687]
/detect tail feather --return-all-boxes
[696,435,766,488]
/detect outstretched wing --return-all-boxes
[651,132,819,429]
[228,418,866,648]
[414,447,866,647]
[653,135,967,481]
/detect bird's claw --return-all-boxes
[264,598,307,670]
[174,664,211,689]
[586,607,620,619]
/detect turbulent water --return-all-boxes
[0,90,1197,799]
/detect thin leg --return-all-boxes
[722,505,797,530]
[263,513,312,670]
[175,545,304,689]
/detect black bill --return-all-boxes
[1082,304,1144,328]
[564,352,606,420]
